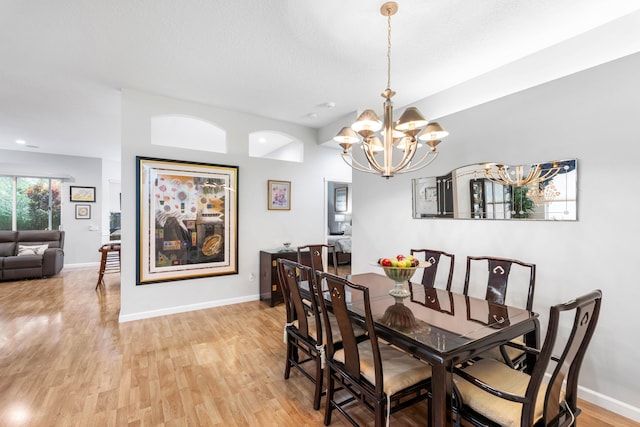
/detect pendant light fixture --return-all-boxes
[333,2,449,179]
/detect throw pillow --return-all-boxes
[17,244,49,256]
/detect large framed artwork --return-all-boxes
[136,156,238,285]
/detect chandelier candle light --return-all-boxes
[333,2,449,179]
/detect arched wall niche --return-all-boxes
[151,115,227,153]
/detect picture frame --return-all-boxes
[75,204,91,219]
[334,187,348,212]
[268,180,291,210]
[136,156,239,285]
[70,186,96,202]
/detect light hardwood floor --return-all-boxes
[0,267,637,426]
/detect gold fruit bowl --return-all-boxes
[382,266,419,282]
[378,261,430,299]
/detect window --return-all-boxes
[0,176,61,230]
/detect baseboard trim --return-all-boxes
[578,385,640,422]
[118,294,261,323]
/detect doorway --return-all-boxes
[325,179,352,275]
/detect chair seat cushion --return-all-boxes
[453,358,547,427]
[334,340,432,396]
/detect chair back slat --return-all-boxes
[485,258,513,304]
[410,248,455,290]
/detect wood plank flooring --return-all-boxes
[0,267,637,426]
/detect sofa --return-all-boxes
[0,230,65,281]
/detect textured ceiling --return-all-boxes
[1,0,639,161]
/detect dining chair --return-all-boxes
[452,289,602,427]
[297,244,338,275]
[463,255,536,369]
[410,248,455,290]
[316,271,432,427]
[277,258,327,410]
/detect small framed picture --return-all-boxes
[70,186,96,202]
[334,187,348,212]
[268,180,291,210]
[75,204,91,219]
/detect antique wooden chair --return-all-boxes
[452,290,602,427]
[464,255,537,369]
[316,271,432,427]
[410,248,455,290]
[277,258,327,410]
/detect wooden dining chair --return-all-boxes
[464,255,536,369]
[316,271,432,427]
[410,248,455,290]
[277,258,327,410]
[452,289,602,427]
[297,244,338,275]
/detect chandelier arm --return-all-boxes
[341,153,380,174]
[536,166,561,182]
[388,141,419,173]
[362,143,386,174]
[398,150,439,173]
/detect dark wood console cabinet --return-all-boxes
[259,249,297,306]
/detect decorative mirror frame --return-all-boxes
[412,159,577,221]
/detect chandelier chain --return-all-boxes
[386,8,392,90]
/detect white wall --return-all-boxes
[119,89,351,321]
[352,52,640,420]
[0,149,103,265]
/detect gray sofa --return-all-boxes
[0,230,65,281]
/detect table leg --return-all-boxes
[431,361,451,426]
[524,318,541,374]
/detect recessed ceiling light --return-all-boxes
[16,139,26,145]
[258,137,266,143]
[324,102,336,109]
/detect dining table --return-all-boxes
[347,272,540,426]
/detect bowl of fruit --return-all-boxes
[376,255,429,298]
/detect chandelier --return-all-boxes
[333,2,448,179]
[483,162,568,187]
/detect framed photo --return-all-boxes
[75,204,91,219]
[136,156,239,285]
[334,187,348,212]
[70,186,96,202]
[268,180,291,210]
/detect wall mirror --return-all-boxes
[412,159,577,221]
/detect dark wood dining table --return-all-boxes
[348,272,540,426]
